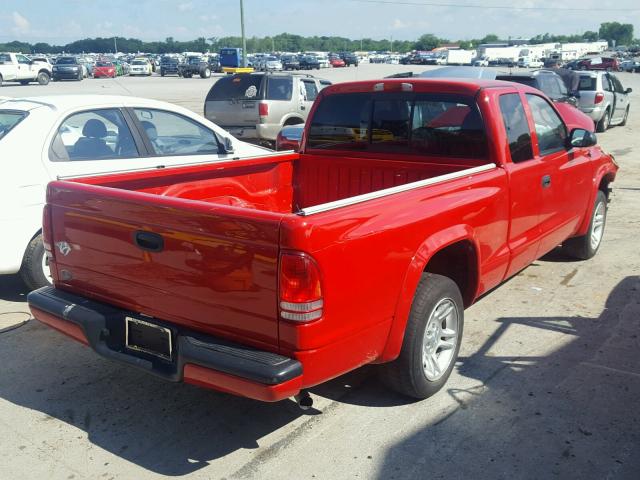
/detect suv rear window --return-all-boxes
[205,75,264,101]
[578,76,597,91]
[0,110,27,141]
[308,92,487,158]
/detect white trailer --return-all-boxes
[445,49,475,65]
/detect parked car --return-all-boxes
[517,57,543,68]
[28,78,617,406]
[472,57,489,67]
[160,56,181,76]
[575,71,631,132]
[129,58,153,76]
[52,56,83,81]
[258,56,283,72]
[0,52,52,86]
[93,61,117,78]
[281,55,300,71]
[178,55,213,78]
[329,56,346,67]
[299,55,321,70]
[0,95,270,290]
[340,53,359,66]
[496,70,574,104]
[620,59,640,73]
[204,72,331,144]
[577,57,620,72]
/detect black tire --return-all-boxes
[620,106,630,126]
[561,190,607,260]
[379,273,464,399]
[20,234,51,291]
[596,109,610,133]
[37,71,50,85]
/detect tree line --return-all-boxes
[1,23,635,55]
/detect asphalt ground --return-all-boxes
[1,63,639,480]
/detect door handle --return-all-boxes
[133,231,164,252]
[541,175,551,188]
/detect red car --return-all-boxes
[29,79,617,406]
[93,61,116,78]
[329,56,345,67]
[577,57,620,72]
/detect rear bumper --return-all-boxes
[28,287,303,402]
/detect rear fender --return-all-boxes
[379,224,478,362]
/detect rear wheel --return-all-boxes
[20,234,52,291]
[380,273,464,399]
[596,109,610,133]
[37,71,50,85]
[562,190,607,260]
[201,67,211,78]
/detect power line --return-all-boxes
[352,0,640,12]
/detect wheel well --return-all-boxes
[283,116,304,126]
[38,69,50,75]
[599,174,614,199]
[424,240,478,308]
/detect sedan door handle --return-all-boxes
[542,175,551,188]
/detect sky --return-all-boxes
[1,0,639,44]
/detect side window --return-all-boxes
[266,77,292,101]
[133,108,221,156]
[50,109,139,162]
[16,54,30,65]
[525,94,567,155]
[610,75,625,93]
[302,80,318,101]
[603,75,613,92]
[498,93,533,163]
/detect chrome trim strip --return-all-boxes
[298,163,497,216]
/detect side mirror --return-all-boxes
[568,128,597,149]
[626,87,633,94]
[223,137,235,154]
[276,125,304,152]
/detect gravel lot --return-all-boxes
[1,64,639,480]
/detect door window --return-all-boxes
[133,108,221,156]
[16,54,30,65]
[498,93,533,163]
[266,77,292,101]
[609,75,625,93]
[525,94,567,155]
[50,109,139,161]
[603,75,614,92]
[301,80,319,101]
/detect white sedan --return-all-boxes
[129,59,153,76]
[0,95,272,290]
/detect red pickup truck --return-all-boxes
[29,79,618,405]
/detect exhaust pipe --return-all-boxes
[294,391,313,410]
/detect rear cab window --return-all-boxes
[205,75,264,101]
[307,92,488,158]
[0,110,28,141]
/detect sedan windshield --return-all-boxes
[0,111,28,141]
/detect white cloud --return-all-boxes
[11,11,30,33]
[178,2,194,12]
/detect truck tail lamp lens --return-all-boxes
[279,252,323,322]
[594,92,604,104]
[259,102,269,116]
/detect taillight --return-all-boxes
[258,102,269,117]
[594,92,604,104]
[42,204,54,262]
[279,252,323,322]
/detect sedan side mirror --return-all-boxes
[626,87,633,94]
[568,128,597,148]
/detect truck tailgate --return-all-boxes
[47,181,284,350]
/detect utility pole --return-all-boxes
[114,37,118,54]
[240,0,247,66]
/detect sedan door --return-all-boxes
[608,74,629,123]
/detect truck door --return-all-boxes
[498,92,545,279]
[524,93,592,257]
[15,54,32,79]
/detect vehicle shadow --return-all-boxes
[0,274,31,303]
[374,275,640,479]
[0,318,339,476]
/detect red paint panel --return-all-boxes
[183,364,302,402]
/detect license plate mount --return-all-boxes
[125,316,173,361]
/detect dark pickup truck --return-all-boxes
[178,55,217,79]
